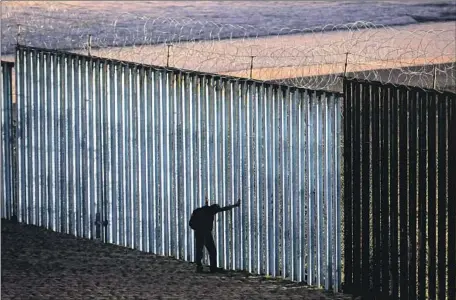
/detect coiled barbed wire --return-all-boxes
[1,2,455,92]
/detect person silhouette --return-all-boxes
[189,197,241,273]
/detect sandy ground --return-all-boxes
[1,219,352,300]
[70,22,454,82]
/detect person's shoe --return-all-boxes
[196,265,203,273]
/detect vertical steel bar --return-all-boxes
[101,62,109,243]
[352,81,361,293]
[110,63,118,244]
[45,55,53,230]
[335,94,342,292]
[153,69,162,254]
[447,95,455,300]
[132,66,141,249]
[132,66,140,249]
[159,69,167,255]
[265,84,273,276]
[183,72,192,260]
[175,72,183,259]
[317,92,324,286]
[17,49,26,224]
[408,90,417,299]
[240,81,248,271]
[343,78,353,292]
[390,87,399,299]
[38,51,46,228]
[428,91,437,300]
[59,53,67,233]
[326,93,334,290]
[74,56,82,237]
[87,59,95,239]
[118,64,126,245]
[31,50,39,227]
[271,86,278,277]
[168,72,176,257]
[418,91,427,300]
[293,89,300,281]
[307,90,315,285]
[275,87,283,277]
[165,70,172,256]
[139,67,148,251]
[247,82,255,274]
[371,84,381,294]
[53,53,61,233]
[256,83,265,275]
[380,84,390,297]
[215,78,224,267]
[399,87,409,299]
[298,90,307,283]
[371,85,381,294]
[190,74,199,261]
[95,59,103,240]
[80,57,89,238]
[361,83,370,295]
[25,49,33,225]
[282,87,290,279]
[224,79,233,269]
[146,67,155,253]
[123,64,132,247]
[0,63,4,219]
[207,77,216,262]
[437,93,447,300]
[67,55,74,235]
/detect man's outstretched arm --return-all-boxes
[217,199,241,212]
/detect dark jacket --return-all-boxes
[190,204,235,232]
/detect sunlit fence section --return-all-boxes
[12,45,343,291]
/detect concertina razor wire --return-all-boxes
[1,3,455,92]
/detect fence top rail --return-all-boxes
[344,76,456,97]
[1,61,15,68]
[16,45,343,98]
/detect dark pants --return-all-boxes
[195,230,217,270]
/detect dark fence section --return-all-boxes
[1,61,16,220]
[343,78,456,299]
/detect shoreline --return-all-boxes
[1,20,452,57]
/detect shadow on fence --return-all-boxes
[343,77,456,299]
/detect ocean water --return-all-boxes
[1,0,455,54]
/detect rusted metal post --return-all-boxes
[16,24,22,46]
[166,44,173,67]
[433,65,437,89]
[250,55,255,79]
[343,52,349,77]
[88,34,92,56]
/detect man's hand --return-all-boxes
[235,199,241,207]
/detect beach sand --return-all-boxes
[2,1,455,86]
[79,22,455,82]
[2,1,455,91]
[1,219,351,299]
[2,21,452,91]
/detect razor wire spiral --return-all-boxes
[1,2,455,92]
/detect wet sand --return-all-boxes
[1,219,351,299]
